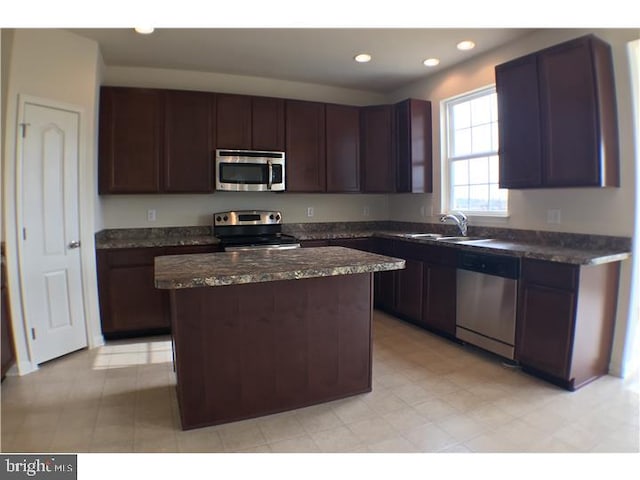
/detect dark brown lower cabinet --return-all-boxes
[422,262,457,337]
[395,259,423,320]
[328,238,372,252]
[516,258,620,390]
[300,239,330,248]
[97,244,220,338]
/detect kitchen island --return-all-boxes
[155,246,404,430]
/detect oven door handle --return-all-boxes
[267,160,273,191]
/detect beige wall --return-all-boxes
[2,28,103,373]
[388,28,639,238]
[101,192,389,228]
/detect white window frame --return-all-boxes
[441,85,509,218]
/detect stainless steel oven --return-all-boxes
[215,149,285,192]
[213,210,300,251]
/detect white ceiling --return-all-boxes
[69,28,536,93]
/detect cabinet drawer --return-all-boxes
[522,259,577,290]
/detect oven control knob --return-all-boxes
[275,214,281,221]
[216,216,222,222]
[269,214,275,220]
[223,215,228,222]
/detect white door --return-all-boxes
[19,101,87,364]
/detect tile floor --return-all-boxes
[1,310,638,454]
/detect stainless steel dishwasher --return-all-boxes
[456,251,520,359]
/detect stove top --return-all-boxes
[213,210,300,251]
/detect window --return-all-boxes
[444,86,507,215]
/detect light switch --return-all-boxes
[147,209,157,222]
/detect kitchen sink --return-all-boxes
[403,233,444,239]
[436,236,494,243]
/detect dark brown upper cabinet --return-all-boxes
[216,93,285,151]
[164,89,215,193]
[496,35,619,189]
[215,93,251,149]
[251,96,285,151]
[99,87,217,194]
[99,87,163,193]
[395,99,433,193]
[285,100,326,192]
[326,104,360,193]
[360,105,396,193]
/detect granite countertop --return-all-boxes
[154,246,405,289]
[98,221,631,266]
[95,227,218,249]
[375,233,630,266]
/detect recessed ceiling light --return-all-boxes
[354,53,372,63]
[456,40,476,51]
[423,58,440,67]
[134,27,155,35]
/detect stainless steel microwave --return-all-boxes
[215,149,285,192]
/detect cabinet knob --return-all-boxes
[69,240,81,249]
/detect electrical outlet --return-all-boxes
[306,207,314,218]
[363,206,370,217]
[147,209,157,222]
[546,209,561,224]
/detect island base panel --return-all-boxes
[170,273,373,429]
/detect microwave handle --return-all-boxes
[267,160,273,191]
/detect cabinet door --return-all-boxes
[97,248,170,336]
[252,96,285,151]
[360,105,395,193]
[495,54,543,188]
[371,238,396,311]
[326,104,360,192]
[99,87,163,193]
[216,94,252,149]
[422,263,456,336]
[539,37,600,187]
[516,282,575,379]
[285,100,326,192]
[395,259,423,321]
[395,99,432,193]
[164,90,215,192]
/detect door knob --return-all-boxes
[68,240,81,249]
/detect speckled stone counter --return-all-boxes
[96,226,218,249]
[155,246,405,289]
[375,233,630,266]
[98,222,631,266]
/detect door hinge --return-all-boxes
[31,328,36,340]
[19,122,30,138]
[23,228,27,240]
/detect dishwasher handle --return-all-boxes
[458,251,520,279]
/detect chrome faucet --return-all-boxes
[440,212,468,236]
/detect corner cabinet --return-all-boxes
[496,35,619,188]
[395,99,433,193]
[97,245,220,338]
[516,259,620,390]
